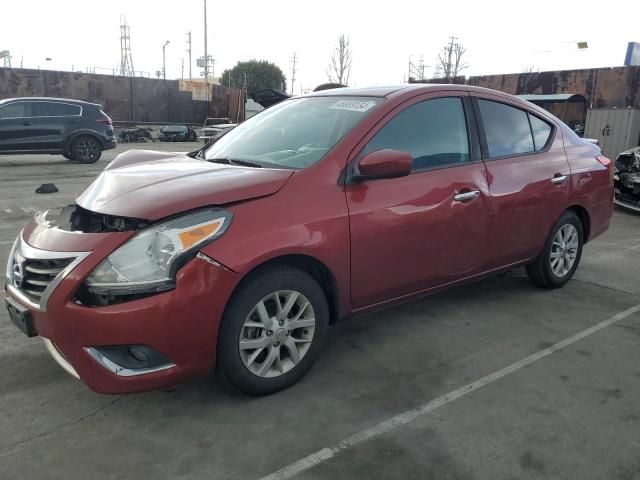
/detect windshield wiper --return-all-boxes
[207,157,263,168]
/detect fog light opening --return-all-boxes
[128,346,148,364]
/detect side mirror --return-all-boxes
[353,149,412,182]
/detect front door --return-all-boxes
[346,93,491,309]
[0,101,34,151]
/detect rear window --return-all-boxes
[33,102,81,117]
[529,114,553,150]
[478,99,534,157]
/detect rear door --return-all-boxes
[31,101,82,150]
[0,101,35,151]
[472,95,570,268]
[346,92,491,308]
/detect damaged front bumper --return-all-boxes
[5,219,242,394]
[614,147,640,213]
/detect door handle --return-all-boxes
[453,190,480,202]
[551,174,568,184]
[22,121,32,126]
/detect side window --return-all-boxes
[478,99,534,157]
[33,102,81,117]
[528,114,553,151]
[361,97,470,171]
[0,102,30,118]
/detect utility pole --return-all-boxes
[119,17,134,76]
[290,53,297,95]
[203,0,209,84]
[181,57,184,80]
[446,36,457,81]
[408,55,429,82]
[162,40,170,80]
[186,31,192,81]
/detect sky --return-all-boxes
[0,0,638,94]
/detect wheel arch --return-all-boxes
[64,130,105,152]
[226,254,342,326]
[566,204,591,242]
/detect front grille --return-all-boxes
[19,257,74,302]
[7,236,86,310]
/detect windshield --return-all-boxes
[204,96,382,169]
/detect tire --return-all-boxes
[70,136,102,164]
[218,265,329,395]
[62,152,72,160]
[526,210,584,289]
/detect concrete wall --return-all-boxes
[0,68,242,124]
[468,66,640,109]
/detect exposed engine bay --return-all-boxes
[614,146,640,213]
[36,205,150,233]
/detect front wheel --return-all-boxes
[526,211,584,288]
[71,136,102,163]
[218,266,329,395]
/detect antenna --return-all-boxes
[119,16,134,76]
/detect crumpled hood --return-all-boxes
[76,150,294,220]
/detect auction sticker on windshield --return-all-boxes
[330,100,378,112]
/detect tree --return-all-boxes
[327,34,352,85]
[220,60,286,94]
[434,38,468,83]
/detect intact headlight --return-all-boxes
[86,209,232,295]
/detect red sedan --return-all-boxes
[4,85,613,395]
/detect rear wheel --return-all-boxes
[62,152,72,160]
[71,136,102,163]
[526,211,584,288]
[218,266,329,395]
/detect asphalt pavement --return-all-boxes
[1,144,639,480]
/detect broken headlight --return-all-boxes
[85,209,232,295]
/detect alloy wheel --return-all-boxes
[76,138,100,161]
[239,290,316,378]
[550,224,579,277]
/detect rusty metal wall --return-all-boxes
[0,68,242,124]
[468,66,640,109]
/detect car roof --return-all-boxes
[0,97,101,107]
[301,84,476,99]
[300,83,520,100]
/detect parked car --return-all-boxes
[199,122,237,144]
[119,126,153,143]
[0,97,116,163]
[613,146,640,213]
[5,85,613,396]
[158,125,197,142]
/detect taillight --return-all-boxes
[597,155,614,190]
[96,110,112,126]
[596,155,612,168]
